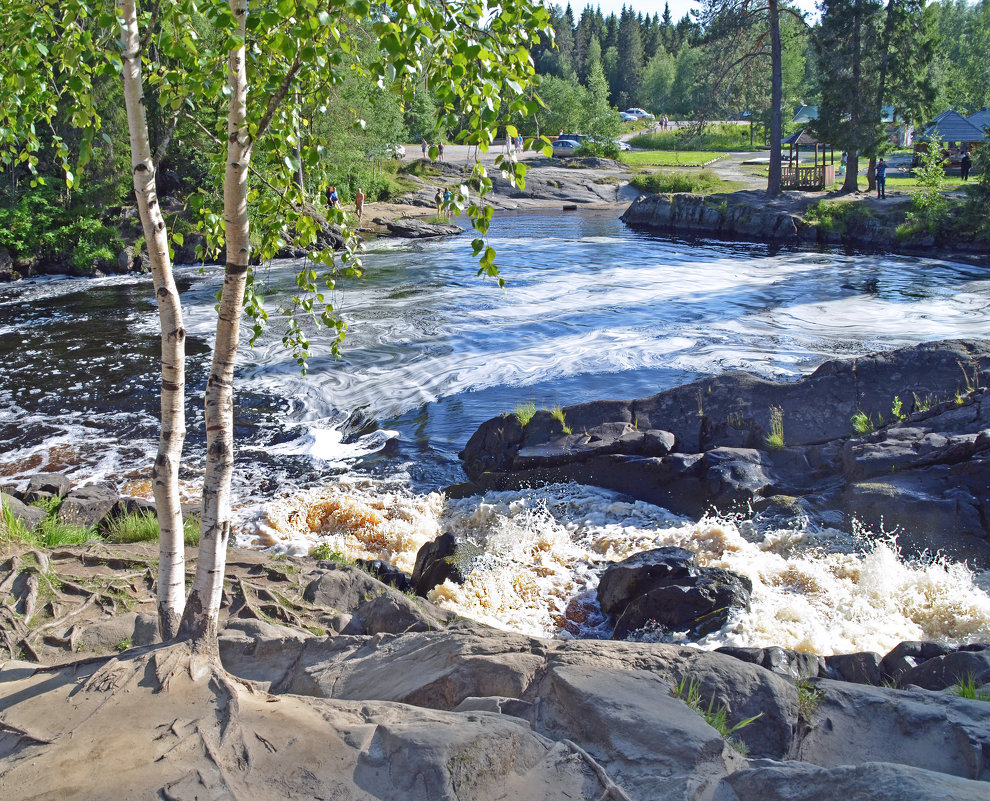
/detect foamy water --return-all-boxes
[238,481,990,656]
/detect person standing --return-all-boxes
[421,137,428,159]
[327,185,340,209]
[442,187,452,219]
[437,141,445,161]
[961,152,972,181]
[876,157,887,199]
[354,187,365,221]
[434,187,443,217]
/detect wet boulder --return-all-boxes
[411,531,484,596]
[597,547,752,639]
[381,218,463,238]
[825,651,884,685]
[881,640,955,684]
[896,646,990,690]
[57,482,123,530]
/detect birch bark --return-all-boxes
[119,0,187,639]
[179,0,251,648]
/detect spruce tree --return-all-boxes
[617,7,646,109]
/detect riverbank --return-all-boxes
[1,535,989,800]
[622,189,990,266]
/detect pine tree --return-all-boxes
[617,7,646,108]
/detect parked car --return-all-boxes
[556,133,585,143]
[619,112,638,122]
[551,139,581,157]
[385,143,406,159]
[614,139,631,151]
[624,108,654,120]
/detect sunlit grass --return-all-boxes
[621,150,726,167]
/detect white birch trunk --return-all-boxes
[179,0,251,649]
[119,0,187,640]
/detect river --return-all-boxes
[2,209,990,653]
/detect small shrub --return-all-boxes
[890,395,907,423]
[764,406,785,450]
[906,133,949,235]
[630,169,723,195]
[550,405,573,435]
[912,392,938,412]
[310,541,350,562]
[514,401,537,427]
[115,637,133,653]
[1,497,37,545]
[795,679,825,721]
[851,410,878,435]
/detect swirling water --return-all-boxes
[2,209,990,652]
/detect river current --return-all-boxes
[2,209,990,653]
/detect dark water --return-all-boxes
[2,209,989,499]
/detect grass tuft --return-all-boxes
[514,401,537,427]
[764,406,785,450]
[950,675,990,702]
[106,511,160,544]
[674,675,763,755]
[851,410,878,435]
[795,679,825,721]
[310,541,351,562]
[550,405,573,435]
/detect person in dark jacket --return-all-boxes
[961,152,972,181]
[876,158,887,199]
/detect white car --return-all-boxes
[551,139,581,157]
[624,108,654,120]
[614,139,631,151]
[385,143,406,159]
[619,112,638,122]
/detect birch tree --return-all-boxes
[2,0,553,654]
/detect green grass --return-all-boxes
[950,675,990,701]
[883,175,968,190]
[106,510,160,543]
[629,169,726,195]
[851,410,879,435]
[514,401,537,427]
[674,676,763,755]
[795,679,825,721]
[550,405,572,435]
[310,541,351,562]
[620,150,726,168]
[630,123,758,152]
[35,518,100,547]
[764,406,785,450]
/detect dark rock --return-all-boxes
[826,651,883,685]
[0,492,47,532]
[0,247,17,282]
[411,531,484,596]
[343,590,455,636]
[381,218,463,238]
[718,646,825,680]
[596,546,697,615]
[124,497,157,516]
[26,473,72,499]
[156,169,181,197]
[58,483,123,530]
[598,547,752,639]
[714,761,990,801]
[354,558,414,593]
[897,649,990,690]
[881,641,955,683]
[460,341,990,566]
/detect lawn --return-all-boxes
[621,151,726,167]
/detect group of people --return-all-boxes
[433,187,454,219]
[421,138,445,161]
[504,134,524,155]
[326,185,365,221]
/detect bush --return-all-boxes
[576,140,620,159]
[629,123,757,152]
[630,169,722,194]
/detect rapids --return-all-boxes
[2,209,990,653]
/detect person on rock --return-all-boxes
[354,187,365,221]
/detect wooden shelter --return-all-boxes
[914,109,986,167]
[781,130,835,190]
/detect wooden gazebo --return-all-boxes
[781,130,835,190]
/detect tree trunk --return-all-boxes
[842,0,864,192]
[869,0,899,194]
[118,0,187,640]
[179,0,251,652]
[867,155,878,192]
[767,0,783,197]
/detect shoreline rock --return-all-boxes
[459,339,990,565]
[621,191,990,266]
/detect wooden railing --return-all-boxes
[782,164,836,190]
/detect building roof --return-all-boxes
[782,129,826,146]
[968,108,990,135]
[919,109,985,143]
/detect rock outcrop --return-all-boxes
[621,191,990,265]
[459,340,990,565]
